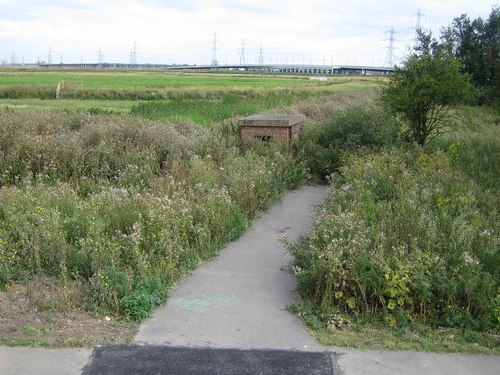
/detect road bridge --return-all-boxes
[37,62,394,75]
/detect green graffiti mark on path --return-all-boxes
[174,294,240,312]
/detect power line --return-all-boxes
[130,42,137,65]
[412,9,426,30]
[384,26,397,67]
[98,48,104,64]
[258,45,264,65]
[211,32,219,66]
[409,9,427,49]
[239,39,246,65]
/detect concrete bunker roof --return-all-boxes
[239,114,303,127]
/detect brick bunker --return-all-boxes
[239,114,302,148]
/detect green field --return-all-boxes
[0,68,378,90]
[0,98,137,113]
[0,70,313,89]
[0,68,380,125]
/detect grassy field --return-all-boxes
[0,69,322,89]
[0,98,136,113]
[0,68,379,96]
[0,68,380,125]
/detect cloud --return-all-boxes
[0,0,496,65]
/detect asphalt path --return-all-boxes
[82,345,340,375]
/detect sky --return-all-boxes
[0,0,496,67]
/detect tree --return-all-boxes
[380,32,474,146]
[482,8,500,104]
[441,7,500,105]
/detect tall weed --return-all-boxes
[0,111,307,319]
[290,146,499,331]
[130,91,311,126]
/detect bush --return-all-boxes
[120,277,168,321]
[380,34,474,146]
[300,105,400,179]
[289,147,499,331]
[120,291,157,321]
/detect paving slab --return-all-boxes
[0,347,91,375]
[338,348,500,375]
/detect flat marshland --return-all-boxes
[0,69,377,124]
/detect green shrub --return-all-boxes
[300,105,400,178]
[290,146,499,331]
[120,277,168,321]
[316,105,400,150]
[120,291,157,321]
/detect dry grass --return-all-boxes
[0,278,136,347]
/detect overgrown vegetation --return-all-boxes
[286,17,499,348]
[288,103,499,353]
[0,55,497,353]
[299,104,400,178]
[130,91,311,126]
[0,112,307,323]
[0,72,369,340]
[287,15,498,351]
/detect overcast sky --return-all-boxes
[0,0,496,66]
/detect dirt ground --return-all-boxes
[0,279,136,347]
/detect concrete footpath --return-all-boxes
[1,185,499,374]
[134,184,328,350]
